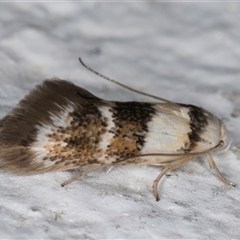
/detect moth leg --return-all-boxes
[105,166,114,174]
[153,156,194,201]
[206,153,236,187]
[61,166,101,187]
[153,167,171,201]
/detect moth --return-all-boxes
[0,58,236,201]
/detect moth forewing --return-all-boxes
[0,59,236,201]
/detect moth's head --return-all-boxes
[184,105,231,154]
[204,112,231,153]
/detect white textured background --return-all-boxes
[0,2,240,239]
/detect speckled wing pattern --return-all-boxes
[0,79,227,175]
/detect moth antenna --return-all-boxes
[79,57,172,103]
[114,140,226,164]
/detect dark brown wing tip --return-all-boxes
[0,79,100,174]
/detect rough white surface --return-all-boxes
[0,3,240,239]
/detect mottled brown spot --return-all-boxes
[88,159,99,164]
[105,102,155,162]
[44,103,108,167]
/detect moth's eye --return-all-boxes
[219,140,224,148]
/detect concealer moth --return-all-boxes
[0,58,236,201]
